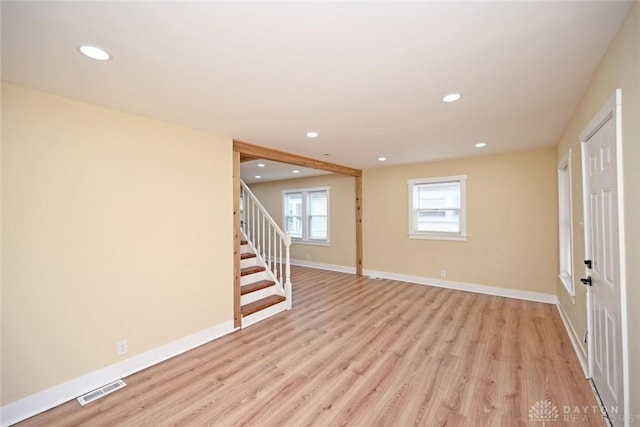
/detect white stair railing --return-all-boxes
[240,180,292,309]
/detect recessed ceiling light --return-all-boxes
[257,163,266,168]
[78,44,111,61]
[293,170,300,174]
[475,142,487,148]
[378,157,387,161]
[442,93,462,103]
[255,175,261,179]
[306,132,319,138]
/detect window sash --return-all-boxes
[308,215,327,240]
[285,215,303,239]
[415,182,461,210]
[414,208,460,233]
[283,192,303,239]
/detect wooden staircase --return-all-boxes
[240,239,287,327]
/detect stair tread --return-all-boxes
[241,252,257,260]
[241,294,286,317]
[241,240,248,245]
[241,280,276,295]
[241,265,266,276]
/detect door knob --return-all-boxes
[581,276,592,286]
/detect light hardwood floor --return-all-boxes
[18,266,605,426]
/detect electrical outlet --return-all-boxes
[305,253,311,260]
[440,269,447,278]
[117,340,128,356]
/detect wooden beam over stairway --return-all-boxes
[233,140,362,177]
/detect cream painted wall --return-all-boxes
[1,84,233,405]
[363,147,558,294]
[248,174,356,268]
[555,2,639,418]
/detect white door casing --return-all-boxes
[581,89,628,425]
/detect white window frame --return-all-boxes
[558,149,574,297]
[282,186,330,245]
[408,175,467,241]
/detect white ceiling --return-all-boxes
[242,159,329,185]
[1,1,633,174]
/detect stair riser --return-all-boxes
[240,257,258,269]
[242,300,287,328]
[241,271,267,285]
[240,286,278,305]
[240,244,249,254]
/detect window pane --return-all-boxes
[309,215,327,240]
[284,193,303,238]
[416,209,460,232]
[285,193,302,216]
[416,182,460,210]
[286,216,303,239]
[308,191,327,215]
[308,191,328,240]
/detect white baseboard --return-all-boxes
[1,320,236,427]
[363,269,558,305]
[556,302,589,378]
[290,259,356,274]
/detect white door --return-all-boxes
[583,113,624,419]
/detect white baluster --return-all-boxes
[284,232,292,310]
[254,204,261,255]
[278,242,281,291]
[262,215,266,260]
[279,240,282,292]
[267,225,272,272]
[251,199,254,241]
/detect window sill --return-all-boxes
[409,233,467,242]
[291,240,330,247]
[559,273,575,298]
